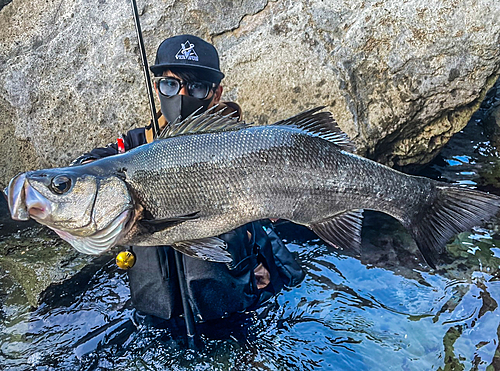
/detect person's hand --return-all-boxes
[254,263,271,289]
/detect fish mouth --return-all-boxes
[24,184,52,221]
[5,173,53,222]
[6,173,30,221]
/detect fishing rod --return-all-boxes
[128,0,197,348]
[130,0,160,138]
[174,251,197,349]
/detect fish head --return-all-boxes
[5,167,134,254]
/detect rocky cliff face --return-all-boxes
[0,0,499,185]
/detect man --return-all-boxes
[72,35,304,328]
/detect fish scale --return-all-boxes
[123,126,437,244]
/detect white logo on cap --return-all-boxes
[175,41,199,62]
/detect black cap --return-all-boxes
[150,35,225,83]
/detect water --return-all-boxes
[1,109,500,370]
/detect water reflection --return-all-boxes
[2,101,500,370]
[1,223,499,370]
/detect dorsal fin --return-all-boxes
[157,105,249,139]
[272,107,356,152]
[158,106,355,152]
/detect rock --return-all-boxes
[0,0,499,183]
[0,197,111,307]
[483,78,500,127]
[0,225,103,307]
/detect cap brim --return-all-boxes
[149,63,224,82]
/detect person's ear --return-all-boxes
[213,85,223,103]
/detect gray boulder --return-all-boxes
[0,0,499,176]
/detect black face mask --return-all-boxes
[159,94,214,126]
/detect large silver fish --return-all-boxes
[5,108,500,268]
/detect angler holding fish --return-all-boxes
[6,35,305,329]
[5,34,500,335]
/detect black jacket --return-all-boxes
[73,118,304,322]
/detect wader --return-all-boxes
[127,221,304,322]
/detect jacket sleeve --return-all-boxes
[71,127,147,165]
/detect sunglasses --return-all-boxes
[153,76,215,99]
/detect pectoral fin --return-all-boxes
[310,209,364,253]
[172,237,232,263]
[139,211,200,233]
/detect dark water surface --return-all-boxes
[1,111,500,370]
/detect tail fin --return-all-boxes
[409,185,500,268]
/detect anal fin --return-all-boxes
[310,210,364,253]
[172,237,232,263]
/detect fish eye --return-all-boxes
[50,175,72,194]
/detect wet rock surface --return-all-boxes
[0,197,110,307]
[0,0,499,185]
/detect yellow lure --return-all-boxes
[116,251,136,270]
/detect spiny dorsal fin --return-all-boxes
[157,105,249,139]
[309,209,364,253]
[158,106,355,152]
[272,107,356,152]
